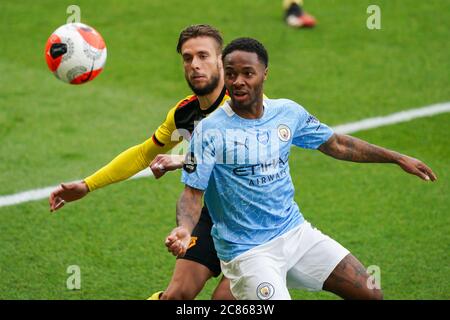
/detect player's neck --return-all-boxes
[197,79,225,110]
[230,97,264,119]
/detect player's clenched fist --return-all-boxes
[165,226,191,257]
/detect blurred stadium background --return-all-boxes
[0,0,448,299]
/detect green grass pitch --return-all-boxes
[0,0,448,299]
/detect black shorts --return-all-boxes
[178,206,221,277]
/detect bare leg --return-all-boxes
[161,259,214,300]
[323,254,383,300]
[211,276,235,300]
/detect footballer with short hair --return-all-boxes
[49,24,235,300]
[166,37,437,300]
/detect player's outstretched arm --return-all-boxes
[49,181,89,212]
[318,133,437,181]
[48,137,177,212]
[165,185,203,257]
[48,104,182,212]
[84,137,176,190]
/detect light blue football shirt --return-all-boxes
[181,98,334,262]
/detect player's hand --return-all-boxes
[165,226,191,257]
[150,154,185,179]
[397,155,437,181]
[49,181,89,212]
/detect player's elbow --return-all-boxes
[319,134,346,159]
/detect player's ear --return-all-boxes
[264,67,268,80]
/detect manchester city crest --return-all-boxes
[277,124,291,142]
[256,282,275,300]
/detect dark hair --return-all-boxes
[176,24,223,54]
[222,37,268,67]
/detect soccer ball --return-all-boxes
[45,23,107,84]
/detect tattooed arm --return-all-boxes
[318,134,437,181]
[165,185,203,257]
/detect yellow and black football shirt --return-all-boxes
[84,87,229,191]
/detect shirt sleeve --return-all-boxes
[84,103,182,191]
[181,125,217,191]
[84,135,178,191]
[291,104,334,149]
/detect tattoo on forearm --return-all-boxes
[321,134,402,163]
[342,135,357,161]
[176,189,201,232]
[176,197,193,226]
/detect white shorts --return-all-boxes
[220,221,350,300]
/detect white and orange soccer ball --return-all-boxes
[45,23,107,84]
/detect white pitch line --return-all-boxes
[0,170,153,208]
[1,102,449,208]
[333,102,450,134]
